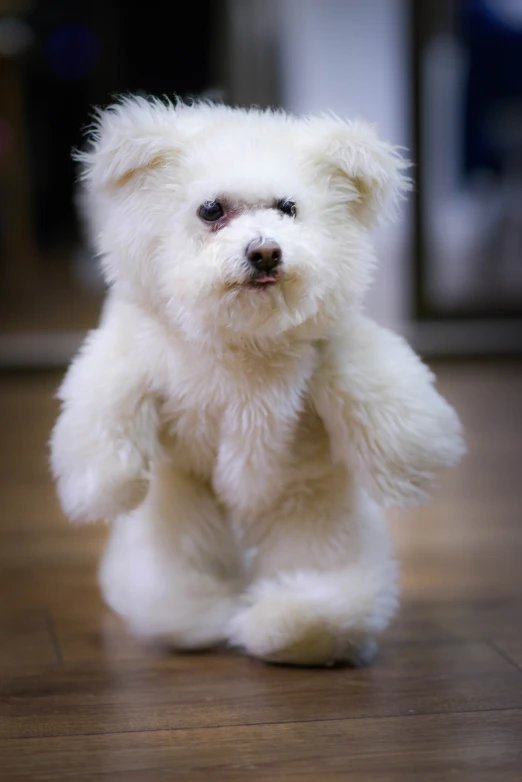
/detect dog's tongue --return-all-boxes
[256,275,277,284]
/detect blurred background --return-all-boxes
[0,0,521,365]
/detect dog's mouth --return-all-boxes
[246,270,282,290]
[222,268,284,295]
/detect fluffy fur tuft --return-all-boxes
[50,97,463,666]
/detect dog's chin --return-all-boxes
[166,267,323,344]
[173,271,329,344]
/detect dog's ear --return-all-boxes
[305,116,411,226]
[75,96,188,192]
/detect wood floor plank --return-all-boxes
[0,611,60,669]
[1,710,521,782]
[2,641,521,739]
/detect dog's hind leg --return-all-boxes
[228,481,398,666]
[100,461,242,649]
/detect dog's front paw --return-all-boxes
[54,457,148,524]
[364,392,465,508]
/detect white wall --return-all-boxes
[276,0,412,331]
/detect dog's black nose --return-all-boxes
[246,238,282,273]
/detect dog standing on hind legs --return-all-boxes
[50,97,464,666]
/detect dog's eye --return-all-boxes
[277,199,297,218]
[198,201,224,222]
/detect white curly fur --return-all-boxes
[50,97,464,666]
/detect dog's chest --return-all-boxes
[158,343,319,510]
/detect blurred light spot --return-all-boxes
[45,24,99,80]
[0,17,33,57]
[483,0,522,29]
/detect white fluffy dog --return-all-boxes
[50,97,464,666]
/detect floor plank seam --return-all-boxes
[44,610,64,667]
[489,641,522,675]
[1,706,521,742]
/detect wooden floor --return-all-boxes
[1,362,521,781]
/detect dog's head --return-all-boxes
[78,97,409,343]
